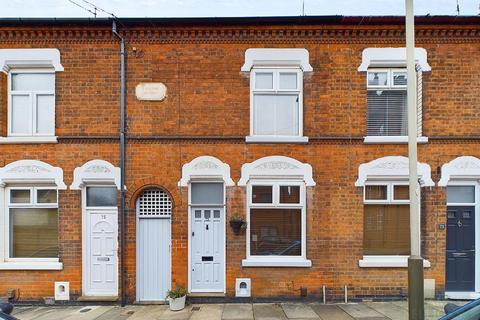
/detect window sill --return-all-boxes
[242,258,312,267]
[359,255,431,268]
[0,136,58,144]
[0,261,63,270]
[245,136,309,144]
[363,136,428,144]
[445,292,480,300]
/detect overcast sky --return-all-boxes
[3,0,480,18]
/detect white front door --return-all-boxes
[85,209,118,296]
[191,207,225,292]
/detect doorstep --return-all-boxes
[77,295,119,302]
[188,292,226,298]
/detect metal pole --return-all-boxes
[112,20,127,307]
[405,0,424,319]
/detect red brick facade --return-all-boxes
[0,16,479,302]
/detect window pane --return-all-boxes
[11,95,30,134]
[275,95,298,136]
[255,73,273,90]
[191,183,224,205]
[368,71,388,86]
[447,186,475,203]
[367,90,407,136]
[87,187,117,207]
[250,208,301,256]
[279,73,297,90]
[393,185,409,200]
[36,94,55,135]
[365,185,387,200]
[10,189,31,203]
[393,72,407,86]
[12,73,54,91]
[364,205,410,255]
[252,186,272,203]
[37,189,57,204]
[10,208,58,258]
[280,186,300,203]
[253,94,275,135]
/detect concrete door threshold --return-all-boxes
[77,295,119,302]
[188,292,225,298]
[134,300,168,305]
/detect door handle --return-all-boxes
[206,224,209,230]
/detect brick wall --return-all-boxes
[0,20,479,301]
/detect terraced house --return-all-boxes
[0,15,479,304]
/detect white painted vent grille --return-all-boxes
[138,189,172,218]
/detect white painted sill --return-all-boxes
[445,291,480,300]
[0,136,58,144]
[359,255,431,268]
[245,136,309,144]
[0,261,63,270]
[363,136,428,144]
[242,258,312,267]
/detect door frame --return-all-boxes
[187,180,226,294]
[135,192,172,302]
[81,185,119,297]
[445,180,480,299]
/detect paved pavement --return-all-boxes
[11,301,463,320]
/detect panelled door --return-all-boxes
[136,189,172,301]
[446,206,475,292]
[191,207,225,292]
[85,210,118,296]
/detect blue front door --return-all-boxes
[446,206,475,292]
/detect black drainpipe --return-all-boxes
[112,20,127,307]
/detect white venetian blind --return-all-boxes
[367,90,408,136]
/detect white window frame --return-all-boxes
[246,67,307,144]
[364,67,428,144]
[7,69,56,138]
[1,185,61,269]
[242,179,310,267]
[360,181,430,268]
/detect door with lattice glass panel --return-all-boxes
[136,189,172,301]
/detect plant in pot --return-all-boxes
[167,286,187,311]
[229,214,247,235]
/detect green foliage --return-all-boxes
[167,286,187,299]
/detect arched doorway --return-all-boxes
[136,188,172,302]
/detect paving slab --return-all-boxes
[14,307,62,320]
[11,307,37,316]
[338,304,388,319]
[281,304,319,319]
[63,306,115,320]
[310,304,354,320]
[222,303,253,320]
[158,305,193,320]
[190,304,224,320]
[94,306,140,320]
[127,305,167,320]
[253,303,287,320]
[366,302,407,320]
[33,307,84,320]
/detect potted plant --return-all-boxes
[167,286,187,311]
[230,214,247,235]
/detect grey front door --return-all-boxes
[446,206,475,292]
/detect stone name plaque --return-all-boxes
[135,82,167,101]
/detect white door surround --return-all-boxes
[179,156,232,294]
[71,160,121,298]
[439,156,480,300]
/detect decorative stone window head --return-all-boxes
[355,156,434,187]
[238,156,316,186]
[0,159,66,189]
[357,47,431,72]
[241,48,313,72]
[178,156,234,187]
[70,160,121,190]
[0,49,64,73]
[438,156,480,187]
